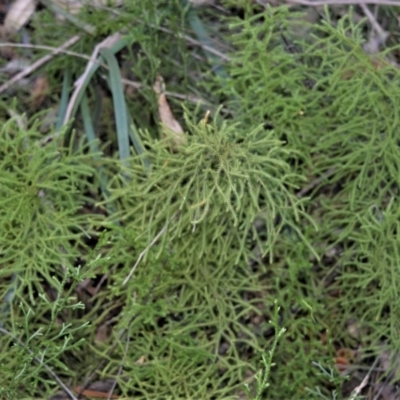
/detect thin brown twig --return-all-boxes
[155,25,231,61]
[0,36,80,94]
[39,35,123,146]
[0,42,96,64]
[122,218,171,285]
[116,75,214,105]
[296,168,336,197]
[349,356,380,400]
[91,5,232,61]
[106,333,130,400]
[360,3,387,40]
[63,32,122,126]
[0,327,78,400]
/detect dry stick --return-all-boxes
[118,75,214,105]
[286,0,400,6]
[0,327,78,400]
[373,371,395,400]
[62,32,122,126]
[360,2,391,55]
[106,334,130,400]
[36,34,123,146]
[122,219,170,285]
[155,25,231,61]
[0,42,96,64]
[349,356,380,400]
[97,7,232,62]
[296,168,336,197]
[360,3,387,40]
[115,75,231,114]
[77,270,163,398]
[0,35,80,94]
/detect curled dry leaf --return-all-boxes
[153,74,187,151]
[4,0,36,34]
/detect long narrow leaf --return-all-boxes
[127,111,151,173]
[183,1,228,81]
[56,69,72,130]
[80,93,116,214]
[63,35,129,126]
[99,48,130,166]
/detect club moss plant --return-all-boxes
[1,1,400,399]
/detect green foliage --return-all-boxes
[244,301,286,400]
[0,120,100,302]
[108,110,310,263]
[2,2,400,399]
[222,4,400,397]
[102,243,269,398]
[0,238,109,398]
[306,362,349,400]
[0,118,106,398]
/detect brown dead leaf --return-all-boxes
[51,379,121,400]
[335,348,358,374]
[95,323,112,343]
[74,388,119,399]
[4,0,36,34]
[153,74,187,151]
[135,355,146,365]
[30,75,49,110]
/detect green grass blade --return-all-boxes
[127,111,151,173]
[99,48,130,166]
[0,273,18,328]
[80,92,116,213]
[80,92,99,155]
[56,69,72,130]
[183,2,228,81]
[63,36,129,126]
